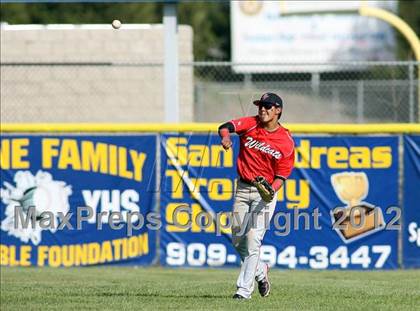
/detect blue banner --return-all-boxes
[0,136,157,267]
[403,135,420,268]
[159,134,239,267]
[160,134,399,269]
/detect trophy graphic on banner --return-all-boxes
[331,172,385,243]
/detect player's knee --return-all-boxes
[246,230,262,254]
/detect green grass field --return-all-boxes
[1,267,420,310]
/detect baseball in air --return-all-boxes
[112,20,121,29]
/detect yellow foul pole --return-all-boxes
[359,6,420,122]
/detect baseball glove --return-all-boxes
[253,176,275,202]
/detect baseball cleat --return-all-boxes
[256,264,271,297]
[232,293,248,300]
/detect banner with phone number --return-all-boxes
[160,134,399,269]
[0,135,157,267]
[403,135,420,268]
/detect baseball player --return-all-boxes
[218,92,295,299]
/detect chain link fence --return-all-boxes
[1,61,418,124]
[192,61,419,124]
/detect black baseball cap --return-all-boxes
[253,92,283,108]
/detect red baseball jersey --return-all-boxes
[230,116,295,184]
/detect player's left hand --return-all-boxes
[253,176,275,202]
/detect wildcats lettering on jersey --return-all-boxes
[230,115,295,183]
[244,137,282,159]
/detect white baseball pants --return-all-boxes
[231,180,278,298]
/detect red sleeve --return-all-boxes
[275,148,295,180]
[230,116,258,134]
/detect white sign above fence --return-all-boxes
[231,0,397,73]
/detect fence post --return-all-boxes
[311,72,320,96]
[408,62,414,123]
[163,3,179,122]
[397,134,404,268]
[243,73,252,89]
